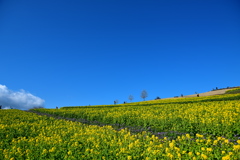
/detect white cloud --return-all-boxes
[0,84,45,110]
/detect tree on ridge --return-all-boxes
[128,95,134,102]
[141,90,148,101]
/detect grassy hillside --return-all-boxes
[225,87,240,94]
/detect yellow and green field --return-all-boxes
[1,92,240,159]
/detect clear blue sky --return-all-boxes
[1,0,240,109]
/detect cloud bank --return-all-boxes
[0,84,45,110]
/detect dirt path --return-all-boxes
[26,110,185,139]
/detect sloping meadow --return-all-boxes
[0,93,240,159]
[37,94,240,139]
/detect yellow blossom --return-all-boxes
[188,152,193,156]
[233,145,240,151]
[222,155,231,160]
[201,154,208,159]
[169,142,174,149]
[224,139,229,143]
[196,134,204,138]
[167,153,173,159]
[237,140,240,144]
[177,153,181,158]
[213,140,218,145]
[174,147,180,152]
[186,134,191,139]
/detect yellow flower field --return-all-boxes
[36,94,240,139]
[1,93,240,159]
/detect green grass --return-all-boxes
[225,87,240,94]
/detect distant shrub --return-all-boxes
[155,96,161,100]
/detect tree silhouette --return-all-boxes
[141,90,148,101]
[128,95,134,102]
[114,99,119,104]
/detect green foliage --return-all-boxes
[225,88,240,94]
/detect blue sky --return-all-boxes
[1,0,240,109]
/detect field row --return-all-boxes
[35,95,240,139]
[1,110,240,159]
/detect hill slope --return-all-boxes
[163,87,240,99]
